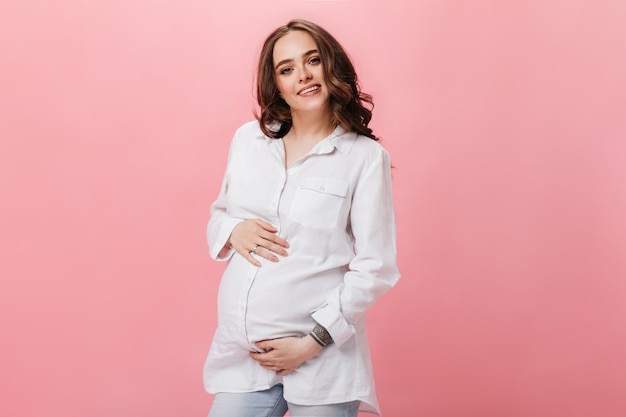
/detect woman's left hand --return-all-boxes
[250,336,323,376]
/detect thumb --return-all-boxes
[255,340,274,351]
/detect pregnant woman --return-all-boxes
[204,19,400,417]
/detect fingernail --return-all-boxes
[281,250,288,256]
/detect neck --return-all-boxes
[288,108,333,142]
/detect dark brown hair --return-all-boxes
[256,19,378,141]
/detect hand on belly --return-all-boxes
[249,335,323,376]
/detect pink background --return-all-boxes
[2,0,625,416]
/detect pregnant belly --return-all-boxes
[246,265,344,342]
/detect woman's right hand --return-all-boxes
[227,219,289,266]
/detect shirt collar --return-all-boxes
[256,122,280,142]
[324,125,356,155]
[257,123,357,155]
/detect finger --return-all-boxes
[250,351,271,359]
[259,362,282,371]
[260,231,289,249]
[254,219,278,233]
[254,223,289,249]
[253,235,288,259]
[250,356,273,367]
[255,340,276,351]
[238,246,261,267]
[253,245,281,262]
[249,348,272,359]
[260,359,276,367]
[257,238,289,258]
[254,239,288,260]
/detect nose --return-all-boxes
[298,66,312,83]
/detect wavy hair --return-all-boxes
[255,19,378,141]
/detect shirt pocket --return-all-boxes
[289,177,349,229]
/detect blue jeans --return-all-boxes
[208,384,360,417]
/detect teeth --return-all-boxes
[300,85,319,94]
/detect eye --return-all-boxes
[279,67,293,75]
[309,57,321,65]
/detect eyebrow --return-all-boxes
[274,49,319,70]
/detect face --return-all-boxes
[272,30,330,115]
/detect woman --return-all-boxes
[204,19,400,417]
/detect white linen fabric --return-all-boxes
[203,120,400,415]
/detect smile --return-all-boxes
[297,85,321,95]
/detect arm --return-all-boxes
[206,133,244,261]
[311,146,401,347]
[207,129,290,263]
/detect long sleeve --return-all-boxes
[312,146,401,347]
[206,133,244,261]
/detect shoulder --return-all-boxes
[228,120,271,150]
[233,120,266,139]
[348,133,390,161]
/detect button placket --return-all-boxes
[237,265,260,340]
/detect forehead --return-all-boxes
[273,30,318,64]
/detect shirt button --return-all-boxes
[319,186,325,192]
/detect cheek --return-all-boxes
[314,66,326,82]
[275,77,289,95]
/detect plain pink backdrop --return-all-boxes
[2,1,625,416]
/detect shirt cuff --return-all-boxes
[311,292,355,348]
[209,217,244,261]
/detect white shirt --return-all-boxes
[203,121,400,415]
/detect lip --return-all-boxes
[297,84,321,95]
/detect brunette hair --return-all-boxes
[256,19,378,141]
